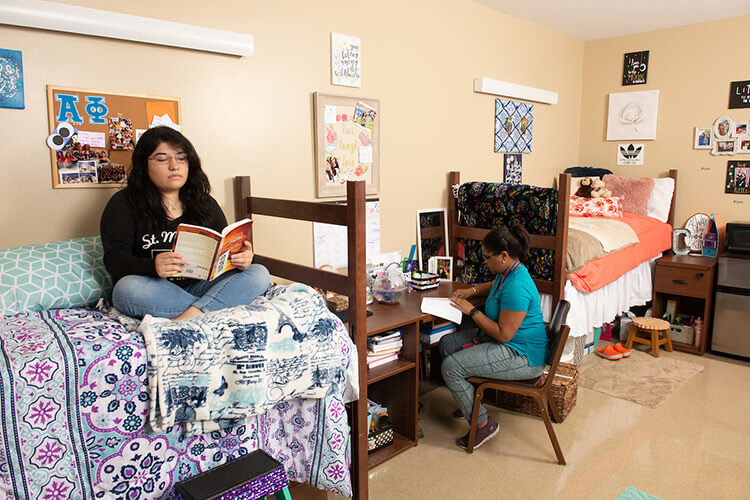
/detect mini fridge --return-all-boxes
[711,257,750,358]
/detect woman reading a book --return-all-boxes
[441,224,549,450]
[100,126,270,321]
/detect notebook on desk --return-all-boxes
[333,308,373,323]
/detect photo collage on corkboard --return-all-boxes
[46,85,181,188]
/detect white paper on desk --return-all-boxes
[421,297,462,324]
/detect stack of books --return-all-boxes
[367,330,402,368]
[420,322,457,345]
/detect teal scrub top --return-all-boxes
[484,264,549,367]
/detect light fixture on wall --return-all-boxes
[0,0,254,57]
[473,77,558,105]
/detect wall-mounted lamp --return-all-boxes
[473,77,558,105]
[0,0,254,57]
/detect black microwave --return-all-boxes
[726,223,750,256]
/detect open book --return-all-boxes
[171,218,252,281]
[420,297,462,324]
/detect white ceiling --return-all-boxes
[475,0,750,41]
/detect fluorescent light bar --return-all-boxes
[473,77,558,105]
[0,0,253,57]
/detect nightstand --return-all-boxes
[652,254,716,355]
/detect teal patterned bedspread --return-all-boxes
[0,284,355,499]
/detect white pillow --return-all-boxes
[647,177,675,223]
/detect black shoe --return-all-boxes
[455,416,499,450]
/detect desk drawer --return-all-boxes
[655,265,712,298]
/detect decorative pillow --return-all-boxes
[569,195,623,218]
[602,174,655,216]
[647,177,675,223]
[0,236,112,316]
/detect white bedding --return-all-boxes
[539,255,660,364]
[568,216,639,253]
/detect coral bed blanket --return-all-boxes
[566,213,672,293]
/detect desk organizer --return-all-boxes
[410,271,439,291]
[174,449,290,500]
[486,363,578,423]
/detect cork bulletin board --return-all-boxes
[46,85,181,188]
[313,92,379,198]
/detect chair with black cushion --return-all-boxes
[465,299,571,464]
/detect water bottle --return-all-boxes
[693,318,703,347]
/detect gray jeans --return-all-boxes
[439,328,544,424]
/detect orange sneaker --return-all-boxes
[596,345,623,360]
[612,343,631,357]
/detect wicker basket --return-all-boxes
[485,363,578,423]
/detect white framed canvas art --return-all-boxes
[606,89,659,141]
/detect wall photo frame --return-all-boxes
[726,161,750,194]
[428,256,453,282]
[694,127,712,149]
[313,93,379,198]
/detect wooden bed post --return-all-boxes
[346,180,368,500]
[553,173,571,309]
[234,176,253,244]
[667,169,677,228]
[448,171,460,274]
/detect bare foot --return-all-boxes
[171,306,203,322]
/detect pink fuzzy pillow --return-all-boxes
[602,175,655,216]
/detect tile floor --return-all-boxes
[334,347,750,499]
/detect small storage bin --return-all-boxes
[670,324,695,344]
[485,363,578,423]
[367,420,393,454]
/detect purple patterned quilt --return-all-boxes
[0,308,353,499]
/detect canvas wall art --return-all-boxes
[331,33,361,88]
[503,153,522,183]
[606,89,659,141]
[726,161,750,194]
[494,98,533,154]
[0,48,24,109]
[616,143,644,165]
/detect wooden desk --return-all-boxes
[365,281,471,468]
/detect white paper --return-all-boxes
[135,129,147,143]
[76,131,105,148]
[314,200,380,269]
[421,297,462,324]
[359,146,373,164]
[324,105,337,124]
[150,113,182,132]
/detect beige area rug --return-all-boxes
[579,348,704,408]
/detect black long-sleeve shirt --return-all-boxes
[100,190,227,284]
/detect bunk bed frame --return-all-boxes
[446,169,678,312]
[235,176,369,500]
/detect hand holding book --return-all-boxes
[171,218,253,281]
[155,250,188,278]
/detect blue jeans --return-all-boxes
[439,328,544,424]
[112,264,270,319]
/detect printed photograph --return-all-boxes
[694,127,712,149]
[109,117,135,150]
[735,121,748,136]
[325,156,342,184]
[97,162,127,184]
[739,137,750,153]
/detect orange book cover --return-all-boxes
[171,218,252,280]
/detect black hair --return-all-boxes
[482,224,531,259]
[124,126,214,232]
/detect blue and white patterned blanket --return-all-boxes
[0,284,356,499]
[140,284,358,436]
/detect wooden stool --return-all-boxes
[624,317,673,358]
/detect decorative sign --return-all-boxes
[503,153,522,184]
[0,48,24,109]
[726,161,750,194]
[495,98,533,154]
[617,143,644,165]
[623,51,649,86]
[729,80,750,109]
[331,33,361,88]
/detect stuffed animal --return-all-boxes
[591,178,612,198]
[574,177,594,198]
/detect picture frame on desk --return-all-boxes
[428,256,453,281]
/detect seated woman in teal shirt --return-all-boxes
[440,224,549,450]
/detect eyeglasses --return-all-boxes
[148,152,188,164]
[482,252,498,261]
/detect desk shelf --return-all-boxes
[367,358,416,384]
[367,432,413,469]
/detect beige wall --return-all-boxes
[580,15,750,228]
[0,0,583,264]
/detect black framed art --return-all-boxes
[729,80,750,109]
[623,51,649,86]
[726,161,750,195]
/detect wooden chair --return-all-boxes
[465,300,571,465]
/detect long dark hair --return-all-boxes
[125,126,214,232]
[482,224,530,259]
